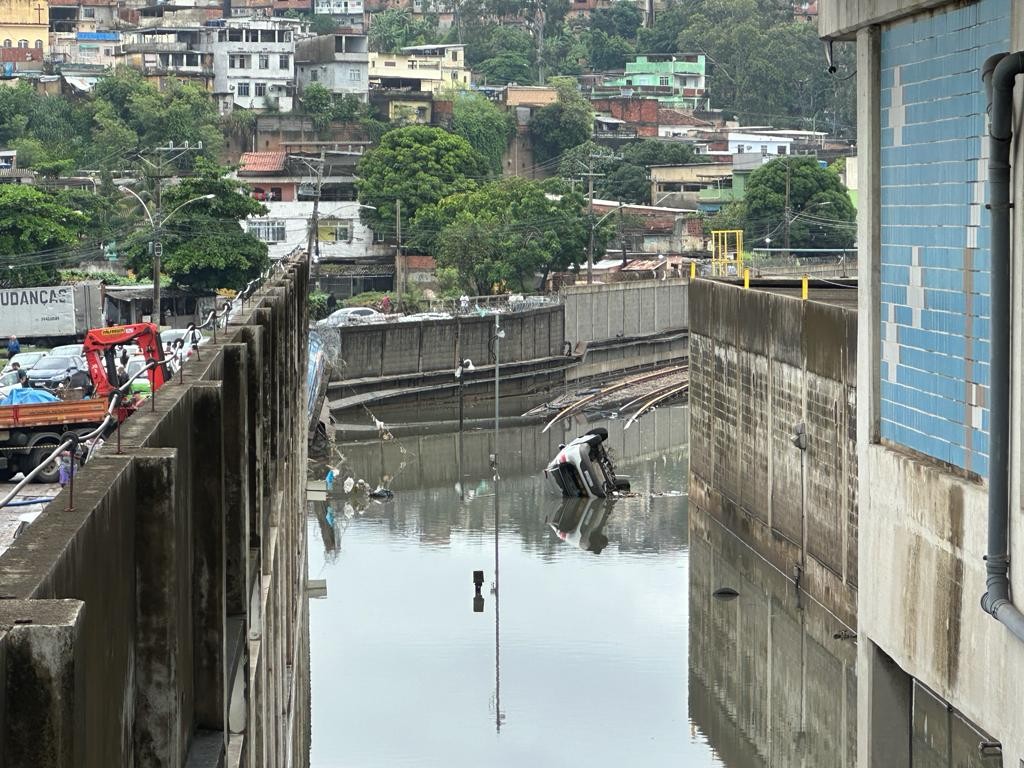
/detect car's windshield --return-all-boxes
[50,345,82,357]
[126,359,147,377]
[31,356,76,373]
[12,352,45,367]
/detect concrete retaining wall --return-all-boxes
[323,305,565,380]
[561,278,689,345]
[0,258,312,767]
[687,280,858,626]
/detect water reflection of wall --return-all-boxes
[688,507,857,768]
[337,406,689,492]
[309,407,690,559]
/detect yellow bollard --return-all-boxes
[743,268,750,289]
[802,274,809,301]
[690,261,696,280]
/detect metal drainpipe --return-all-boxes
[981,51,1024,641]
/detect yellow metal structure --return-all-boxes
[710,230,744,277]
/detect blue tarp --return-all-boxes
[1,388,59,405]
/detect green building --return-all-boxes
[595,54,708,110]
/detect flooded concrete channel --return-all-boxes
[305,403,859,767]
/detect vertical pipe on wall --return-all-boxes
[981,51,1024,642]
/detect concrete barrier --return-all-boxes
[0,257,312,767]
[687,279,857,626]
[323,305,566,381]
[561,278,689,344]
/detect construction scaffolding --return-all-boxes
[710,229,744,277]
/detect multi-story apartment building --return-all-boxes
[368,43,469,121]
[51,29,119,66]
[205,17,299,111]
[294,32,368,100]
[595,54,708,111]
[118,26,215,91]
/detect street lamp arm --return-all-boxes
[163,194,217,226]
[118,185,155,227]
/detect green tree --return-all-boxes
[124,161,269,290]
[590,3,642,39]
[528,80,592,164]
[450,92,514,174]
[586,30,634,71]
[0,186,88,287]
[411,176,592,293]
[368,9,437,53]
[742,156,856,249]
[355,125,488,238]
[477,53,536,85]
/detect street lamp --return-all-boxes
[119,186,215,326]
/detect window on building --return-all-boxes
[260,30,274,43]
[659,76,669,86]
[320,218,352,242]
[761,144,769,155]
[778,145,787,155]
[34,39,43,49]
[254,82,266,97]
[228,29,242,42]
[270,187,283,200]
[310,69,319,81]
[245,29,258,43]
[83,7,95,17]
[451,49,458,61]
[349,68,359,81]
[236,81,250,96]
[247,220,287,242]
[104,47,112,55]
[384,60,396,67]
[279,54,289,69]
[2,41,9,49]
[259,54,269,69]
[218,30,227,42]
[17,40,28,49]
[229,54,250,69]
[281,31,291,42]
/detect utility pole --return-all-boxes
[395,200,403,301]
[618,202,627,266]
[580,155,605,285]
[137,143,201,326]
[303,149,326,264]
[783,159,792,259]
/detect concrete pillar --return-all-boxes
[221,343,250,617]
[132,449,190,767]
[856,24,882,447]
[857,638,912,768]
[190,382,227,730]
[0,599,85,768]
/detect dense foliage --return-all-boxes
[450,92,515,174]
[411,176,597,293]
[355,125,489,238]
[721,156,856,250]
[0,186,89,287]
[122,161,270,291]
[528,79,593,165]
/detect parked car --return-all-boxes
[2,351,47,375]
[125,355,162,393]
[0,369,20,398]
[49,343,84,358]
[317,307,384,327]
[27,355,92,394]
[160,328,205,348]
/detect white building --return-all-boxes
[294,32,368,100]
[244,200,388,261]
[312,0,364,29]
[726,131,794,156]
[205,17,300,112]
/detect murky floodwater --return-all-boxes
[306,405,857,767]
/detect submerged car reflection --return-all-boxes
[547,497,615,554]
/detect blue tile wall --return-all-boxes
[878,0,1009,476]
